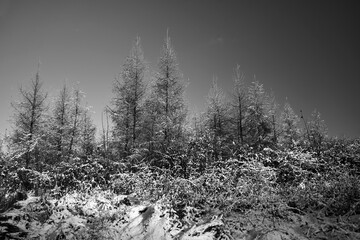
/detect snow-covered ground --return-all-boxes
[2,189,359,240]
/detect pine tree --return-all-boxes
[0,134,4,160]
[11,67,48,168]
[205,77,228,160]
[111,37,146,156]
[151,32,187,150]
[279,101,300,147]
[308,109,327,153]
[79,107,96,156]
[246,79,272,146]
[266,91,279,144]
[206,77,228,138]
[230,65,247,145]
[142,92,159,152]
[51,83,71,160]
[68,86,83,156]
[101,108,110,158]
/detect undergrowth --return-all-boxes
[1,138,360,238]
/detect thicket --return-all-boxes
[1,34,360,236]
[1,136,360,221]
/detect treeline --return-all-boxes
[4,70,96,169]
[1,33,329,170]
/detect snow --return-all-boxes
[1,189,360,240]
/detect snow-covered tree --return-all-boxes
[79,107,96,156]
[266,91,279,144]
[50,84,71,160]
[141,92,160,152]
[230,65,247,145]
[68,86,84,156]
[100,108,110,158]
[279,101,300,147]
[111,37,147,156]
[205,77,229,160]
[10,67,48,168]
[150,32,187,150]
[307,109,327,152]
[245,79,272,146]
[206,77,228,138]
[0,133,5,160]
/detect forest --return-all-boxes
[1,35,360,239]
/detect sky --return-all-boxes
[0,0,359,139]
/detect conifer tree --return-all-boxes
[230,65,247,145]
[142,92,159,152]
[151,32,187,150]
[79,107,96,156]
[101,108,110,158]
[279,101,300,147]
[0,134,5,160]
[267,91,279,144]
[206,77,228,138]
[246,79,272,146]
[308,109,327,153]
[11,67,48,168]
[205,77,228,160]
[111,37,146,156]
[68,86,83,156]
[51,83,71,160]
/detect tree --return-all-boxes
[101,108,110,158]
[111,75,131,156]
[279,101,300,147]
[79,107,96,156]
[205,77,229,160]
[111,37,146,156]
[230,65,247,145]
[206,77,228,138]
[11,67,48,168]
[245,79,272,146]
[307,109,327,153]
[51,84,71,160]
[266,91,279,144]
[68,86,83,156]
[0,133,5,160]
[151,32,187,150]
[191,112,206,142]
[142,92,160,152]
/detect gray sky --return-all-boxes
[1,0,359,138]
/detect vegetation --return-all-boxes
[1,33,360,239]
